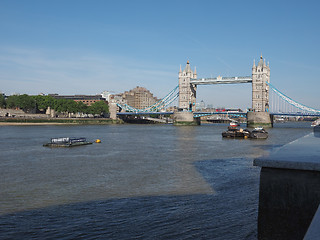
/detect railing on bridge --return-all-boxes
[193,111,247,118]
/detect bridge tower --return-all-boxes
[178,60,197,111]
[174,61,200,125]
[252,55,270,112]
[248,55,273,127]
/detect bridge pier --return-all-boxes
[247,112,273,128]
[173,112,200,126]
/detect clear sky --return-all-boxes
[0,0,319,110]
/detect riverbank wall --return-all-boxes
[0,117,123,125]
[254,133,320,239]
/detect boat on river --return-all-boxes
[222,125,251,139]
[250,127,268,139]
[43,137,92,147]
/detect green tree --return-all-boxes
[6,95,19,109]
[54,99,70,113]
[76,101,89,114]
[0,94,6,108]
[32,95,56,112]
[18,94,36,112]
[89,101,109,115]
[66,100,79,113]
[6,94,36,112]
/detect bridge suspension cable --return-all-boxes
[116,85,179,113]
[268,82,320,115]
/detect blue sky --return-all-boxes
[0,0,319,110]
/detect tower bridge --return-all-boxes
[111,55,320,126]
[175,56,271,126]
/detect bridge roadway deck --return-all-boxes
[190,76,252,85]
[117,112,174,115]
[117,111,320,117]
[117,111,246,116]
[271,112,320,117]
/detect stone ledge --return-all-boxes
[254,133,320,172]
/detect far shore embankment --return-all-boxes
[0,117,123,125]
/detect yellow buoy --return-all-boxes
[95,139,101,143]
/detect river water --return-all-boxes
[0,122,312,239]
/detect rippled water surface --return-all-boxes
[0,122,312,239]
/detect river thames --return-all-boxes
[0,122,312,239]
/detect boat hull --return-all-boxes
[43,137,93,147]
[222,127,268,139]
[43,142,92,147]
[222,128,250,138]
[250,132,268,139]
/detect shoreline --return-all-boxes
[0,122,78,126]
[0,118,123,125]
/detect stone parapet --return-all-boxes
[254,133,320,239]
[0,109,49,118]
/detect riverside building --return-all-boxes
[112,86,159,110]
[49,94,107,106]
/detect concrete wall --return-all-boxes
[258,168,320,239]
[0,109,49,118]
[254,133,320,239]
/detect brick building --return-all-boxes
[49,94,107,106]
[112,86,159,110]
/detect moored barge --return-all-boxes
[43,137,92,147]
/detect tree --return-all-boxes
[6,94,36,112]
[76,101,89,114]
[18,94,36,112]
[32,95,56,112]
[89,101,109,115]
[0,94,6,108]
[6,95,19,109]
[54,99,70,113]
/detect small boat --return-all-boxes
[43,137,92,147]
[250,127,268,139]
[229,121,240,127]
[222,125,251,139]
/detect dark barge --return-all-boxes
[43,137,92,147]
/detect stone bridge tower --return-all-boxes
[248,55,272,127]
[174,61,199,125]
[178,61,197,111]
[252,55,270,112]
